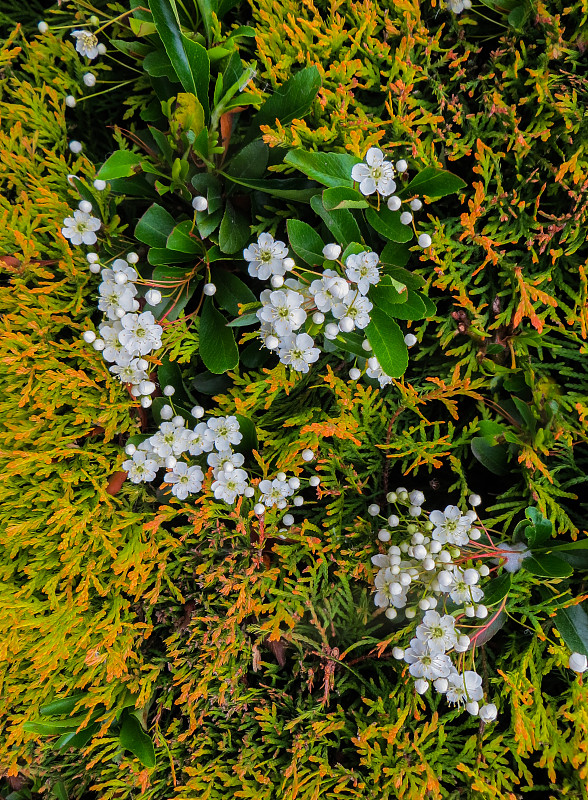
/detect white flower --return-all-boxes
[98,321,125,362]
[244,233,289,280]
[109,354,148,385]
[206,416,242,450]
[149,422,192,458]
[310,270,350,313]
[278,333,320,373]
[71,30,100,60]
[258,289,307,337]
[495,542,530,573]
[445,670,484,706]
[373,568,408,609]
[207,449,245,472]
[187,422,215,455]
[345,251,380,295]
[110,259,138,282]
[259,478,293,508]
[332,293,373,330]
[403,638,453,680]
[122,450,159,483]
[442,566,485,606]
[351,148,396,197]
[365,355,393,387]
[429,505,472,547]
[415,611,458,653]
[61,210,101,246]
[211,468,249,504]
[163,462,204,500]
[118,311,162,356]
[97,282,136,321]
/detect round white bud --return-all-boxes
[387,196,401,211]
[469,528,482,540]
[203,283,216,296]
[191,405,205,419]
[283,257,295,270]
[417,233,432,249]
[569,652,588,673]
[437,550,452,563]
[478,564,490,577]
[82,330,96,343]
[165,456,177,469]
[386,491,397,503]
[464,510,478,523]
[395,159,408,173]
[418,599,430,611]
[244,487,255,498]
[139,380,156,395]
[145,289,162,306]
[92,179,107,191]
[312,311,325,324]
[468,493,482,507]
[479,703,497,723]
[266,336,279,350]
[410,198,422,211]
[361,339,372,351]
[172,415,184,427]
[97,43,107,55]
[322,243,342,260]
[429,540,442,554]
[367,503,380,516]
[92,338,105,351]
[140,396,152,408]
[87,253,99,267]
[476,605,488,619]
[465,605,476,618]
[254,503,265,516]
[163,385,175,396]
[400,211,413,226]
[89,15,100,25]
[324,322,339,340]
[78,200,92,213]
[89,262,101,274]
[387,515,399,527]
[270,275,284,288]
[378,529,391,542]
[456,634,471,651]
[131,300,140,312]
[301,448,314,462]
[412,544,427,560]
[192,195,208,211]
[422,557,436,571]
[392,647,405,660]
[463,568,479,585]
[293,496,304,506]
[276,472,287,482]
[408,505,422,517]
[309,476,320,487]
[82,73,96,87]
[114,272,128,285]
[349,367,361,380]
[160,405,174,420]
[385,607,397,620]
[69,140,83,154]
[405,607,417,619]
[126,252,139,264]
[38,21,49,33]
[437,570,453,587]
[65,95,77,108]
[338,316,355,333]
[130,385,142,397]
[288,477,300,490]
[409,490,425,506]
[282,514,294,527]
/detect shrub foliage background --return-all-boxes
[1,0,588,799]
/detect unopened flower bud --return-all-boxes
[479,703,498,723]
[349,367,361,380]
[414,679,429,695]
[301,448,314,462]
[92,338,105,350]
[463,568,479,585]
[65,95,77,108]
[82,330,96,343]
[126,252,139,264]
[191,405,204,419]
[338,316,355,333]
[203,283,216,296]
[172,415,184,427]
[386,492,397,503]
[410,198,422,211]
[160,405,174,420]
[387,196,401,211]
[82,73,96,87]
[468,493,482,507]
[312,311,325,324]
[78,199,92,213]
[400,211,413,226]
[93,178,107,190]
[361,339,372,351]
[254,503,265,516]
[192,195,208,211]
[309,476,320,487]
[266,335,279,350]
[244,486,255,498]
[466,701,479,716]
[404,333,417,347]
[270,275,284,288]
[283,257,295,270]
[395,159,408,173]
[38,21,49,33]
[392,647,405,659]
[368,503,380,516]
[325,322,339,339]
[139,380,156,395]
[69,140,83,154]
[140,395,152,408]
[165,456,177,469]
[385,607,397,620]
[282,514,294,526]
[145,289,162,306]
[569,652,588,673]
[97,43,107,55]
[476,605,488,619]
[322,243,342,260]
[378,529,391,542]
[418,233,432,248]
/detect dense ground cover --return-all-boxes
[2,0,588,798]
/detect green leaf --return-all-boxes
[96,151,141,180]
[380,241,412,269]
[284,149,359,188]
[222,173,319,202]
[24,721,78,736]
[40,694,87,717]
[378,289,426,320]
[119,710,156,768]
[512,397,536,433]
[310,194,362,248]
[147,265,197,321]
[192,174,223,213]
[55,723,100,751]
[196,208,223,239]
[226,312,259,327]
[167,220,200,253]
[470,437,508,475]
[366,206,414,243]
[143,49,178,81]
[287,220,325,266]
[522,554,573,578]
[227,139,269,180]
[151,397,194,427]
[508,5,526,29]
[335,330,368,359]
[147,248,194,266]
[524,507,552,547]
[158,356,194,406]
[364,308,408,378]
[549,538,588,552]
[199,298,239,373]
[135,203,175,248]
[482,574,511,606]
[195,0,217,43]
[403,166,466,199]
[250,66,321,132]
[555,604,588,657]
[53,781,68,800]
[148,0,210,115]
[212,269,257,316]
[173,92,205,138]
[191,370,232,394]
[322,187,369,210]
[381,263,425,292]
[369,274,407,306]
[234,414,257,453]
[218,201,250,254]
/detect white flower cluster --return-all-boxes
[81,251,164,407]
[61,200,101,246]
[370,488,497,722]
[244,234,414,382]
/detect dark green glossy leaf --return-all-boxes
[310,194,362,248]
[223,173,319,202]
[370,275,408,308]
[524,507,552,547]
[96,151,141,180]
[119,710,156,768]
[55,723,100,751]
[227,139,269,180]
[364,308,408,378]
[196,208,223,239]
[549,538,588,552]
[157,356,194,406]
[135,203,175,248]
[336,330,368,359]
[522,554,573,578]
[380,241,412,269]
[227,312,259,328]
[470,437,508,475]
[250,67,321,132]
[167,220,200,253]
[218,201,251,254]
[378,289,426,320]
[322,187,369,210]
[482,573,511,606]
[287,220,325,266]
[143,49,178,81]
[366,206,413,243]
[147,265,198,321]
[40,693,87,717]
[191,370,232,394]
[212,269,256,316]
[403,166,466,199]
[199,298,239,373]
[234,414,257,453]
[147,248,194,266]
[195,0,217,43]
[555,604,588,657]
[284,149,359,189]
